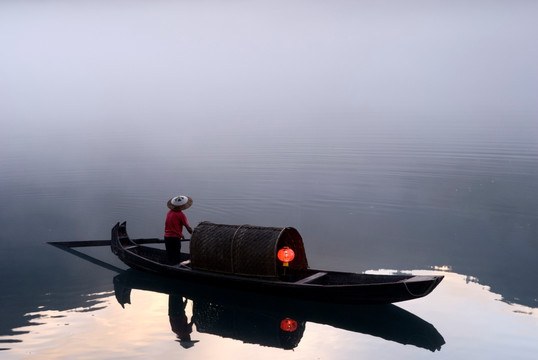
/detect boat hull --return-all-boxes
[111,222,443,304]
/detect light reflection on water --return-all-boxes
[1,115,537,357]
[1,269,536,360]
[1,115,537,358]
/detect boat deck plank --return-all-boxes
[294,271,327,284]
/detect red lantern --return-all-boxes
[277,247,295,267]
[280,318,298,332]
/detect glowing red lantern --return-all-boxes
[277,247,295,267]
[280,318,298,332]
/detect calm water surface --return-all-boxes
[1,1,538,359]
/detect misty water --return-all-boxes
[1,1,537,359]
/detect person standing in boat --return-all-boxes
[164,195,193,264]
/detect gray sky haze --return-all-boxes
[2,0,537,128]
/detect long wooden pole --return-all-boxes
[50,244,125,273]
[48,238,190,248]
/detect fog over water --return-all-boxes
[1,1,537,359]
[2,0,537,121]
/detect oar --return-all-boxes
[50,243,125,273]
[48,238,190,248]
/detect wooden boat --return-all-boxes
[111,221,443,304]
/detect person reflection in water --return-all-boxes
[169,295,198,349]
[164,195,193,264]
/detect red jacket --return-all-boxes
[164,210,189,238]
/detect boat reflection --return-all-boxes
[113,270,445,352]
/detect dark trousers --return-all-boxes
[165,237,181,264]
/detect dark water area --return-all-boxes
[1,1,538,359]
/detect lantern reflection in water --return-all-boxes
[280,318,298,332]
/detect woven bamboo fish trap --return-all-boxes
[190,222,309,278]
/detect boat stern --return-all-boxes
[401,275,444,299]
